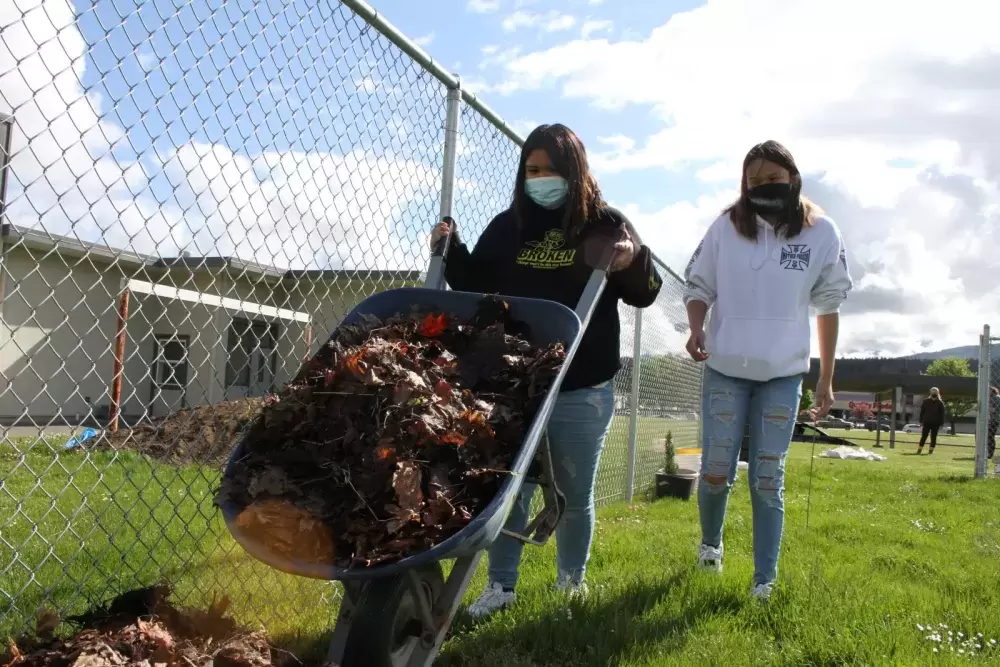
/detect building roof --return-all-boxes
[803,367,979,398]
[1,224,425,283]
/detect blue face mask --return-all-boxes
[525,176,568,210]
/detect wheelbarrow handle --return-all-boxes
[423,216,455,291]
[573,233,618,329]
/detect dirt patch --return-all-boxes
[2,584,295,667]
[99,400,264,466]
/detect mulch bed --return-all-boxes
[98,400,264,466]
[215,296,566,568]
[2,585,293,667]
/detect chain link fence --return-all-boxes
[0,0,702,639]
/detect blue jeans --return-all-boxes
[699,366,802,586]
[488,381,616,589]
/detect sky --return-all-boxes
[1,0,999,359]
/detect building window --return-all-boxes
[153,334,189,390]
[225,318,277,388]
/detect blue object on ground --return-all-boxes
[63,427,99,450]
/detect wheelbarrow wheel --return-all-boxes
[342,563,445,667]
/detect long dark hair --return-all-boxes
[512,124,604,241]
[724,140,822,241]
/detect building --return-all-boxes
[0,226,422,426]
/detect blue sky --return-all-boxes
[58,0,710,265]
[363,0,707,216]
[2,0,999,355]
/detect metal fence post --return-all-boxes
[975,325,991,478]
[425,84,462,290]
[625,308,642,502]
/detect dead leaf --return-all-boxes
[392,461,423,514]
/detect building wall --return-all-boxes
[0,253,353,423]
[121,270,312,420]
[285,276,420,360]
[0,246,129,422]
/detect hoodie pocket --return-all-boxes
[713,316,807,366]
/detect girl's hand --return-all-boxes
[814,380,835,419]
[685,328,709,362]
[430,219,456,251]
[610,226,637,272]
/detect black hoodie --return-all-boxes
[443,201,662,392]
[919,396,946,427]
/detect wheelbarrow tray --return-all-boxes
[218,287,582,583]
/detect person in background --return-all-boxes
[987,386,999,464]
[916,387,946,455]
[429,123,662,619]
[683,140,853,601]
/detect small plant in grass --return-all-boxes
[663,430,678,475]
[655,430,695,500]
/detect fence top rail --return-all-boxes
[340,0,524,146]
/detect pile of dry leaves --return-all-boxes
[2,585,286,667]
[216,296,566,567]
[101,400,264,466]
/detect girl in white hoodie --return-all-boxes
[682,140,853,600]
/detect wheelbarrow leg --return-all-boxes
[406,551,483,667]
[502,432,566,547]
[326,580,365,665]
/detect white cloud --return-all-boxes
[581,19,612,39]
[163,142,435,272]
[0,0,446,275]
[481,0,1000,355]
[412,33,435,47]
[478,45,522,70]
[502,10,577,33]
[467,0,500,13]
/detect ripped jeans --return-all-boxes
[698,366,802,586]
[488,381,615,589]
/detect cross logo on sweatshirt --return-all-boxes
[780,244,811,271]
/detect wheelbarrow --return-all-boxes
[217,222,619,666]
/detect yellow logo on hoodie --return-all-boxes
[516,229,576,269]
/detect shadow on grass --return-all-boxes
[938,474,974,483]
[265,571,731,667]
[433,569,745,667]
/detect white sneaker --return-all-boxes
[466,582,515,619]
[697,543,724,573]
[751,582,773,601]
[553,572,589,600]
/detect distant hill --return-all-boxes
[904,345,1000,360]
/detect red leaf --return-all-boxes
[419,313,448,337]
[439,431,467,446]
[375,438,395,463]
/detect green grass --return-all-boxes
[822,427,974,451]
[4,434,999,665]
[0,437,338,644]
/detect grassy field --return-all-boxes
[3,431,999,665]
[821,427,975,451]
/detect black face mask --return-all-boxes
[748,183,792,214]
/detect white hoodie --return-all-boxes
[682,212,853,382]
